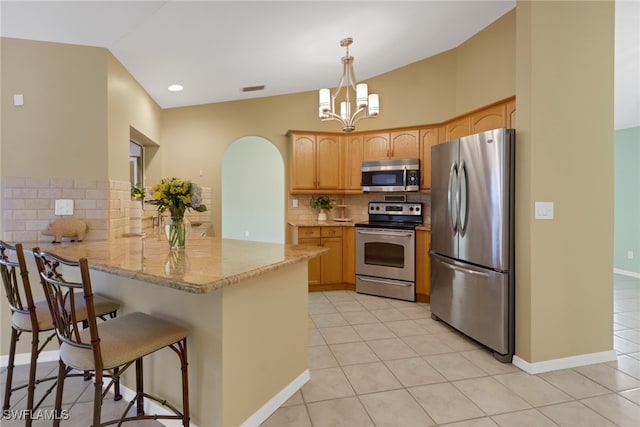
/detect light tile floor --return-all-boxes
[1,274,639,426]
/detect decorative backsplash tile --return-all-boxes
[2,176,212,242]
[287,192,431,225]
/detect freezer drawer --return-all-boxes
[430,253,512,358]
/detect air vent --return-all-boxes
[242,85,265,92]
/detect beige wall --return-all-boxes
[106,52,163,183]
[0,38,108,180]
[515,1,614,362]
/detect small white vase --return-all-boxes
[317,211,328,222]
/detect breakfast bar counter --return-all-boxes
[31,235,328,427]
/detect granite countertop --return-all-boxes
[29,236,328,294]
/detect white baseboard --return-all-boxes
[240,369,310,427]
[613,268,640,279]
[512,350,618,374]
[0,350,60,367]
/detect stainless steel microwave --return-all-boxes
[361,158,420,192]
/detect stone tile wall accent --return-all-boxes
[3,176,109,242]
[2,176,212,242]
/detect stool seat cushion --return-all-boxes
[60,312,188,371]
[12,294,119,332]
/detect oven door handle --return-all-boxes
[358,276,413,287]
[356,229,414,238]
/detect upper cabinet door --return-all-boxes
[363,132,390,161]
[471,103,507,134]
[343,134,364,191]
[442,116,471,142]
[316,134,341,190]
[419,126,438,190]
[390,130,419,159]
[291,134,317,191]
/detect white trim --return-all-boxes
[0,350,59,367]
[613,268,640,279]
[512,350,618,374]
[240,369,311,427]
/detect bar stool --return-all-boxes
[33,248,190,427]
[0,241,120,426]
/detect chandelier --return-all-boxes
[318,38,379,132]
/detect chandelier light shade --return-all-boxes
[319,38,379,132]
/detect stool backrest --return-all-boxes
[0,241,37,327]
[32,249,101,360]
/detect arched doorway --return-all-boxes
[221,136,285,243]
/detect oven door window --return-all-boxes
[364,242,405,268]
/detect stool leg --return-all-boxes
[179,338,190,427]
[52,361,66,427]
[93,368,103,427]
[25,330,40,427]
[2,328,18,411]
[135,358,144,416]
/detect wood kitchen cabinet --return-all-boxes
[290,133,341,193]
[506,98,516,128]
[289,96,515,195]
[343,134,364,192]
[389,129,420,159]
[415,229,431,303]
[362,132,390,161]
[471,103,507,134]
[440,116,471,143]
[297,227,321,285]
[342,227,355,285]
[419,126,438,190]
[363,130,419,161]
[297,226,345,290]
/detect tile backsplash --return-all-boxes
[2,176,212,242]
[287,192,431,225]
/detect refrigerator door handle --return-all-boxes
[448,162,459,234]
[437,257,489,278]
[459,161,469,237]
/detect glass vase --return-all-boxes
[164,217,191,250]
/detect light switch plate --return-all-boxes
[535,201,554,220]
[55,199,74,215]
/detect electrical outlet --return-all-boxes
[54,199,74,215]
[628,251,634,260]
[292,199,298,208]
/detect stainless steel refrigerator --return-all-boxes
[430,128,515,362]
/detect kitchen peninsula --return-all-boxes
[31,235,328,427]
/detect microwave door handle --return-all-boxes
[403,166,407,191]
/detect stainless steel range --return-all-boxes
[355,201,423,301]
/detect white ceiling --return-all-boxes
[1,0,638,129]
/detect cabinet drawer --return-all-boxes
[299,227,321,238]
[321,227,343,238]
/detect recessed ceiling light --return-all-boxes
[168,84,184,92]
